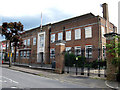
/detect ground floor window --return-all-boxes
[50,48,55,58]
[75,46,81,56]
[66,47,71,53]
[85,45,92,58]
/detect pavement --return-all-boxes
[1,63,120,89]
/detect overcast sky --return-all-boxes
[0,0,119,41]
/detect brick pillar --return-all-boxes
[105,33,118,81]
[55,42,65,74]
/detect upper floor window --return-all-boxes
[33,37,36,45]
[75,29,81,40]
[24,40,27,45]
[85,27,92,38]
[75,46,81,56]
[66,31,71,41]
[51,34,55,43]
[85,45,92,58]
[27,39,30,46]
[58,32,63,40]
[101,26,105,37]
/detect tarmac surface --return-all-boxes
[1,64,120,89]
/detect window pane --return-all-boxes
[33,37,36,45]
[66,31,71,41]
[75,46,81,56]
[58,32,63,40]
[75,29,81,40]
[101,26,105,37]
[27,39,30,46]
[50,49,55,58]
[85,45,92,58]
[51,34,55,43]
[85,27,92,38]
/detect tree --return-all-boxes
[2,22,24,67]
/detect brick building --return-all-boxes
[0,3,117,64]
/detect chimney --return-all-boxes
[102,3,109,21]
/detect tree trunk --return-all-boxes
[14,42,17,63]
[5,41,7,62]
[9,41,11,67]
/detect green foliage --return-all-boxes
[64,53,76,67]
[106,35,120,73]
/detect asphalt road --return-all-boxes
[1,67,90,89]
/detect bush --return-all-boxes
[64,53,75,67]
[76,56,86,67]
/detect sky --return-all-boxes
[0,0,119,41]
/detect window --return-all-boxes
[27,39,30,46]
[58,32,63,40]
[85,27,92,38]
[101,26,105,37]
[50,49,55,58]
[24,51,26,57]
[85,45,92,58]
[66,31,71,41]
[33,37,36,45]
[103,46,106,58]
[75,46,81,56]
[16,52,18,58]
[75,29,81,40]
[40,35,44,47]
[20,51,23,57]
[24,40,27,45]
[66,47,71,52]
[27,51,30,58]
[51,34,55,43]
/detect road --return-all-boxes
[1,67,90,89]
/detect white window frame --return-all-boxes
[66,31,71,41]
[50,48,55,58]
[66,47,71,53]
[85,45,92,58]
[85,27,92,38]
[75,29,81,40]
[75,46,81,56]
[27,39,30,46]
[58,32,63,40]
[101,26,105,37]
[33,37,36,45]
[51,34,55,43]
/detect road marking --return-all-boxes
[2,76,19,84]
[11,86,17,88]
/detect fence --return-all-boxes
[63,48,107,78]
[2,47,107,78]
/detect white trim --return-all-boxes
[37,32,45,62]
[56,43,65,46]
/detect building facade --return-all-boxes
[0,3,117,64]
